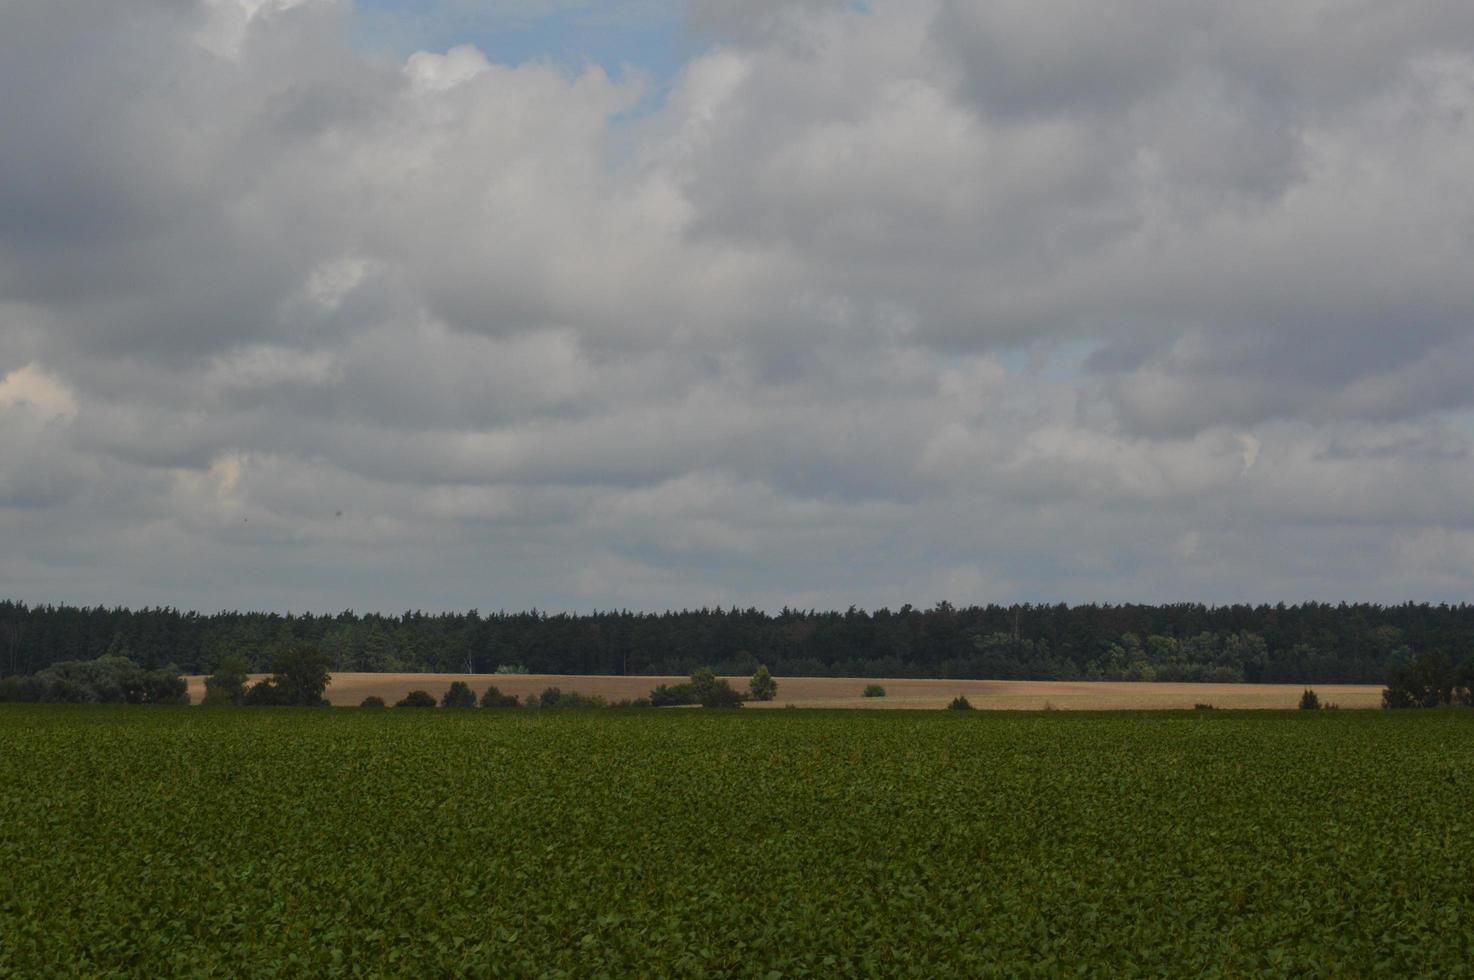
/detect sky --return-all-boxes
[3,0,1474,614]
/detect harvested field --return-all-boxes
[184,671,1384,709]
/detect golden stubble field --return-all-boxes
[183,672,1385,710]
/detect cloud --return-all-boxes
[1,0,1473,610]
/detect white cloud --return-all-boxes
[1,0,1473,610]
[0,363,76,421]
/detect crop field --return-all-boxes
[184,672,1386,710]
[2,708,1471,976]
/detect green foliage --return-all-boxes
[395,690,436,708]
[1299,688,1321,710]
[0,656,188,705]
[359,696,386,709]
[269,644,332,707]
[478,685,520,709]
[12,598,1472,684]
[947,695,974,711]
[535,689,607,710]
[202,655,250,706]
[863,684,887,698]
[648,683,697,707]
[440,681,477,709]
[234,647,332,707]
[690,667,743,708]
[5,709,1471,976]
[748,665,777,702]
[241,678,283,706]
[1382,651,1470,708]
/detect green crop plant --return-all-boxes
[1,707,1470,976]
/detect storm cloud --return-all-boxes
[3,0,1473,611]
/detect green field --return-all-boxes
[2,708,1472,976]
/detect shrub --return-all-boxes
[748,665,778,702]
[144,667,190,705]
[43,676,92,703]
[690,667,744,709]
[1299,688,1321,711]
[947,695,974,711]
[479,685,520,709]
[441,681,477,709]
[649,683,698,707]
[4,656,189,705]
[1194,703,1216,711]
[269,645,332,707]
[529,689,606,709]
[202,655,251,706]
[242,679,281,706]
[1383,651,1457,708]
[700,682,745,709]
[395,690,436,708]
[863,684,886,698]
[360,695,386,709]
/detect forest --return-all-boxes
[2,600,1472,684]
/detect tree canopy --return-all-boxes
[4,599,1474,685]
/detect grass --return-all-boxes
[1,706,1471,975]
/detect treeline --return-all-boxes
[3,600,1473,684]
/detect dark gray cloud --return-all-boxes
[2,0,1473,612]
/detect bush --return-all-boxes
[43,676,93,703]
[947,695,974,711]
[242,678,283,706]
[144,667,189,705]
[649,683,698,707]
[9,675,48,703]
[863,684,886,698]
[531,688,606,709]
[441,681,477,709]
[395,690,436,708]
[270,645,332,707]
[1383,651,1461,708]
[360,695,386,709]
[202,655,251,706]
[701,683,745,709]
[1,656,190,705]
[691,667,744,709]
[748,665,778,702]
[1194,703,1216,711]
[1299,688,1321,710]
[479,685,520,709]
